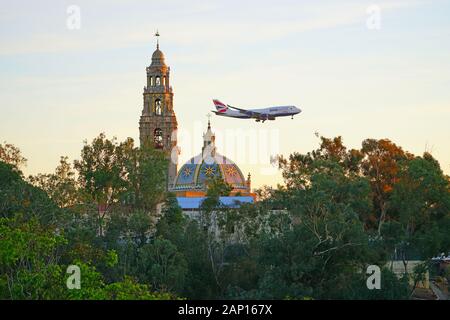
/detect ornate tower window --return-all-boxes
[150,76,154,86]
[154,128,163,148]
[155,99,162,115]
[155,76,161,86]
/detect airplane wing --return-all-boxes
[227,105,266,117]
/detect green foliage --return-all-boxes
[0,142,27,169]
[1,136,449,300]
[137,238,187,292]
[120,140,168,210]
[384,154,450,260]
[64,262,173,300]
[0,140,177,300]
[0,161,22,185]
[155,193,186,241]
[28,156,80,208]
[270,157,375,295]
[70,134,168,236]
[74,133,126,206]
[337,268,410,300]
[0,216,67,299]
[0,161,61,226]
[104,276,173,300]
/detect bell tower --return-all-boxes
[139,31,178,189]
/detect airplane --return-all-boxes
[212,99,301,123]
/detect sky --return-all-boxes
[1,0,450,189]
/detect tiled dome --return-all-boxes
[173,153,248,192]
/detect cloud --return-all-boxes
[0,0,427,55]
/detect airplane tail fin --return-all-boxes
[212,99,228,113]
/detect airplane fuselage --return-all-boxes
[212,99,301,122]
[216,106,301,120]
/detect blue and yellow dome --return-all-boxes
[171,121,251,196]
[173,153,248,192]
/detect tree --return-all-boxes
[120,139,168,211]
[74,133,126,235]
[66,261,173,300]
[2,135,449,300]
[28,156,80,208]
[0,161,61,226]
[383,153,450,274]
[0,216,67,299]
[155,193,186,242]
[0,159,178,300]
[0,142,27,169]
[104,276,173,300]
[155,194,218,298]
[279,136,415,235]
[247,158,374,299]
[197,177,234,296]
[360,139,413,234]
[73,134,168,236]
[137,238,187,293]
[177,220,218,299]
[277,136,363,190]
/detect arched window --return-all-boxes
[155,76,161,86]
[155,99,162,115]
[154,128,163,148]
[150,77,153,86]
[163,76,166,86]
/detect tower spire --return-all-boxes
[206,113,211,129]
[155,29,160,49]
[202,114,215,157]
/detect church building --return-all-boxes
[139,35,255,212]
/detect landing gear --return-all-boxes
[291,115,294,119]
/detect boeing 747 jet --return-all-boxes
[212,99,301,123]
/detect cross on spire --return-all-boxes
[155,29,160,49]
[206,113,212,129]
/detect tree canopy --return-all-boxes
[0,134,449,300]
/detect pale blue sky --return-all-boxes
[1,0,450,188]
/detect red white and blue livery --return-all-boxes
[212,99,301,123]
